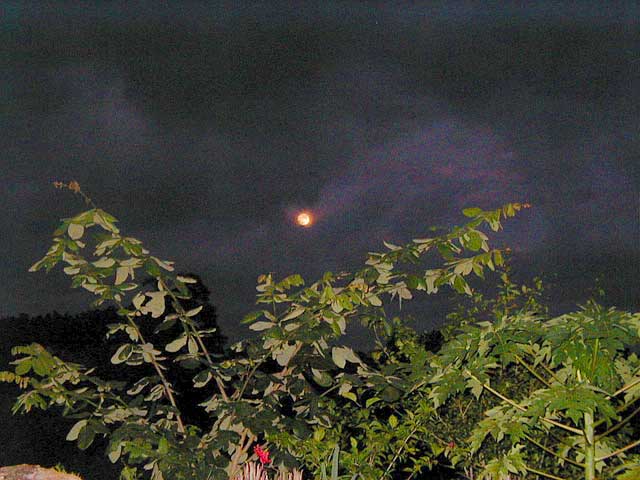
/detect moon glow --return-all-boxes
[296,212,312,227]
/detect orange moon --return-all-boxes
[296,212,312,227]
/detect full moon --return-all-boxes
[296,211,312,227]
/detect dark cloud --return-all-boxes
[2,2,638,342]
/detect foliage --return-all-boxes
[3,181,639,480]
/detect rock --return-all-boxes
[0,465,83,480]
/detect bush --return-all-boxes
[3,182,638,480]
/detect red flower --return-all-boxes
[253,445,271,464]
[448,441,456,449]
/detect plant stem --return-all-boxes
[595,437,640,462]
[158,277,230,402]
[524,434,584,468]
[525,466,567,480]
[596,403,640,440]
[583,411,595,480]
[610,377,640,399]
[378,423,420,480]
[514,354,552,388]
[465,370,583,435]
[123,310,186,435]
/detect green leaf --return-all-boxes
[107,443,122,463]
[188,336,198,354]
[241,311,264,324]
[275,343,298,366]
[165,335,188,353]
[111,344,133,364]
[151,256,174,271]
[463,207,483,218]
[312,369,333,387]
[367,294,382,306]
[185,306,203,317]
[389,414,398,428]
[249,321,275,332]
[141,291,166,318]
[66,419,88,441]
[77,422,96,450]
[282,306,305,321]
[67,223,84,240]
[331,445,340,480]
[93,257,115,268]
[14,359,32,376]
[193,370,212,388]
[176,275,197,284]
[365,397,381,408]
[332,346,361,369]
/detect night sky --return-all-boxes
[2,2,639,345]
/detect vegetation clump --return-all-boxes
[2,182,638,480]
